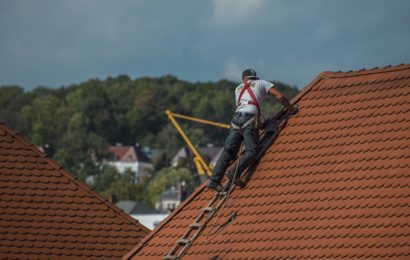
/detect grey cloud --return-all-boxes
[0,0,409,89]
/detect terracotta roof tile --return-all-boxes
[125,64,410,259]
[0,124,150,259]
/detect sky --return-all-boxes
[0,0,409,90]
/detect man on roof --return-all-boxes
[207,69,298,192]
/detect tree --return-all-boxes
[92,166,146,201]
[0,75,300,202]
[146,167,195,207]
[65,82,116,142]
[54,113,108,180]
[20,95,67,147]
[92,165,118,193]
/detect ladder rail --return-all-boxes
[163,180,231,260]
[175,188,230,259]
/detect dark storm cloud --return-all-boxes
[0,0,409,89]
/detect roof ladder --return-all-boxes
[163,180,232,260]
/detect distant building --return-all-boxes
[141,146,162,162]
[116,201,168,230]
[155,183,188,213]
[155,186,180,213]
[36,144,54,157]
[171,145,222,168]
[105,143,153,176]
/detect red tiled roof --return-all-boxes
[0,124,150,259]
[109,146,133,160]
[109,145,151,163]
[125,64,410,259]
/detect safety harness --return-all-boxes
[231,79,261,130]
[237,79,261,114]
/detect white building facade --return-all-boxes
[105,144,153,176]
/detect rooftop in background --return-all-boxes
[0,124,150,259]
[116,200,169,230]
[125,64,410,259]
[108,144,151,163]
[171,146,222,167]
[116,200,159,215]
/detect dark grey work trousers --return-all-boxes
[210,112,260,183]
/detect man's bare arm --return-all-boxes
[268,87,294,112]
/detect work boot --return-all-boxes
[206,180,223,192]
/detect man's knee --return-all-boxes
[244,147,258,160]
[250,149,258,159]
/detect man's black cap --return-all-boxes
[242,69,258,79]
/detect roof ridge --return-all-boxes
[0,122,150,235]
[320,63,410,78]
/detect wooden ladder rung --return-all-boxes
[188,222,203,229]
[177,239,190,245]
[218,191,228,196]
[201,206,213,212]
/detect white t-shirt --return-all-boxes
[235,79,274,114]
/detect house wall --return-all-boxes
[156,198,181,212]
[106,161,153,175]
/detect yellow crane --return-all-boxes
[165,110,230,177]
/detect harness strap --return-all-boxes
[231,115,256,130]
[239,100,258,106]
[237,79,261,116]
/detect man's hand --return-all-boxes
[289,105,299,115]
[268,88,296,114]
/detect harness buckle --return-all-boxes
[231,115,258,130]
